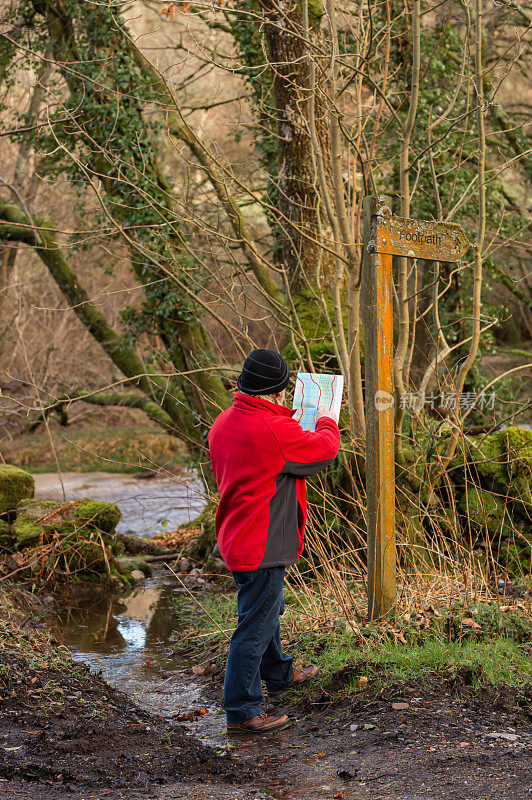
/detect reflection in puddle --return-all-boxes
[53,579,227,745]
[116,618,147,649]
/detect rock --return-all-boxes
[0,465,34,516]
[12,517,42,548]
[130,569,146,582]
[350,724,359,732]
[116,531,170,556]
[73,499,121,533]
[484,732,520,741]
[16,498,120,535]
[116,557,137,570]
[179,557,191,572]
[391,702,409,711]
[337,765,358,779]
[0,519,14,549]
[378,730,399,741]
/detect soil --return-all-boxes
[0,645,254,800]
[1,640,531,800]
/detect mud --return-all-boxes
[1,617,531,800]
[1,572,531,800]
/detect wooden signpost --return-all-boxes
[361,195,469,620]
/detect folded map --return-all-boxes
[292,372,344,432]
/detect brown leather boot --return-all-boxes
[227,712,291,734]
[269,664,319,695]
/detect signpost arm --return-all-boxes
[361,195,397,620]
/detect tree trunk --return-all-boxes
[259,0,331,289]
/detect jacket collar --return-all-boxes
[233,391,295,418]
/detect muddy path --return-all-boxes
[1,641,531,800]
[1,576,530,800]
[2,475,531,800]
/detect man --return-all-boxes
[208,349,340,734]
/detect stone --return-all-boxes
[117,557,137,570]
[130,569,146,582]
[484,732,519,741]
[0,466,34,516]
[391,702,410,711]
[72,499,121,533]
[178,557,191,572]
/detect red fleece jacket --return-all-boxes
[207,392,340,571]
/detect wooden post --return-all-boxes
[362,195,397,620]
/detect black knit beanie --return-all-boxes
[237,349,290,396]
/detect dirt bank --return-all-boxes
[169,663,532,800]
[1,586,531,800]
[0,591,253,799]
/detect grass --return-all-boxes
[0,424,186,474]
[172,585,532,699]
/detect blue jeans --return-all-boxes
[223,566,294,724]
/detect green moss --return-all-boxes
[182,501,217,561]
[295,0,324,25]
[0,465,35,516]
[110,540,125,557]
[459,486,505,522]
[137,560,153,577]
[282,288,347,374]
[475,427,532,510]
[16,499,63,515]
[0,519,13,549]
[12,518,42,548]
[73,499,121,533]
[10,497,129,587]
[480,427,531,477]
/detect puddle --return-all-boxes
[34,471,205,536]
[35,470,227,742]
[52,577,227,745]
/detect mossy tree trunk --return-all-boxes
[258,0,332,291]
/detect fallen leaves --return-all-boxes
[357,676,368,686]
[161,2,176,16]
[192,664,216,676]
[461,618,482,629]
[173,706,209,722]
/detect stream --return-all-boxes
[34,471,205,537]
[36,471,227,746]
[51,577,227,746]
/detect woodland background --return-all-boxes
[0,0,531,604]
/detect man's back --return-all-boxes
[208,392,340,571]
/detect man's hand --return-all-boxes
[316,406,338,424]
